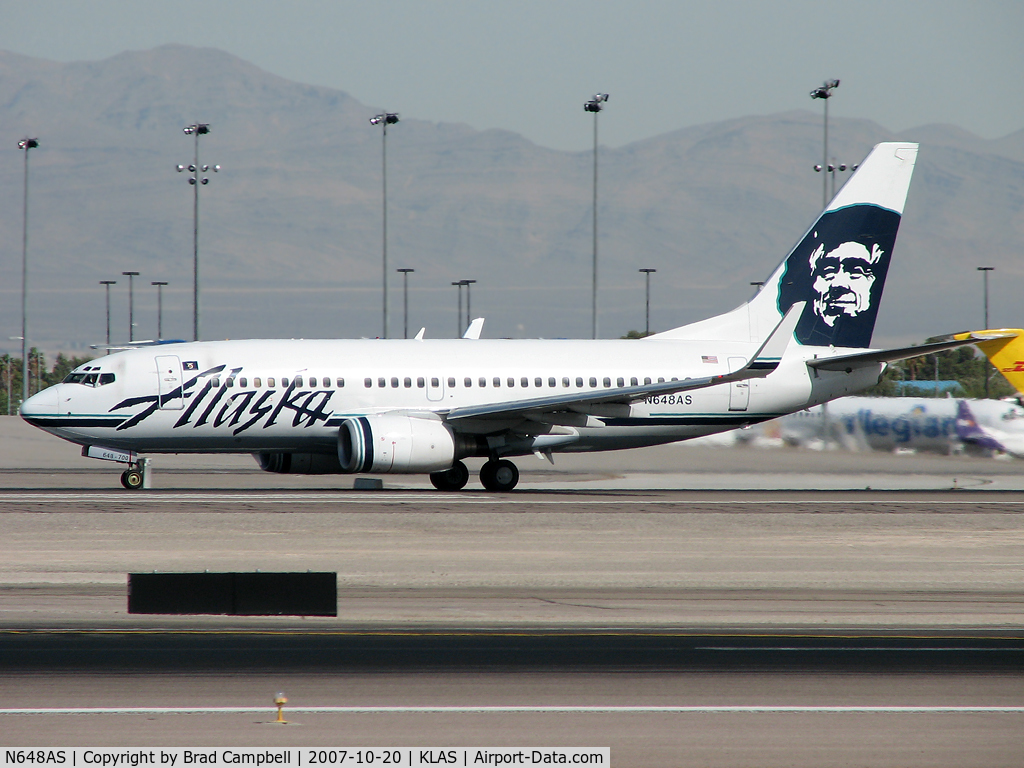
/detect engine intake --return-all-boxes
[338,413,470,473]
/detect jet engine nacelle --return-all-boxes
[255,452,344,474]
[338,413,466,473]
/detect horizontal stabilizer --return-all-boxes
[807,331,1018,372]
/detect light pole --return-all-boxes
[809,79,839,209]
[178,123,219,342]
[978,266,995,398]
[638,269,656,337]
[814,160,857,201]
[152,281,168,341]
[123,272,140,342]
[584,94,609,339]
[18,137,38,407]
[396,269,414,339]
[462,279,477,332]
[451,281,464,338]
[99,280,116,347]
[370,112,400,338]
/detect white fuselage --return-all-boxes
[23,337,876,459]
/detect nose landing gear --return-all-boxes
[120,468,144,490]
[479,459,519,492]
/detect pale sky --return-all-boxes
[2,0,1022,151]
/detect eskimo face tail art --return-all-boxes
[778,204,901,348]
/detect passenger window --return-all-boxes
[211,377,221,387]
[309,377,317,387]
[99,373,115,386]
[226,378,234,388]
[479,377,487,387]
[548,377,556,387]
[465,377,472,388]
[575,377,583,387]
[508,378,515,388]
[617,377,624,387]
[521,377,528,388]
[448,377,456,387]
[404,377,412,388]
[391,377,399,388]
[378,377,386,388]
[254,377,262,388]
[658,377,665,383]
[644,377,651,385]
[365,378,372,388]
[239,377,247,388]
[562,377,569,387]
[493,377,501,388]
[589,377,597,387]
[630,377,638,386]
[603,377,611,387]
[430,377,438,388]
[535,377,542,387]
[294,376,303,387]
[268,377,277,388]
[418,377,426,388]
[337,378,345,388]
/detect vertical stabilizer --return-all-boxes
[653,142,918,349]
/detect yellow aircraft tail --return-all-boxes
[952,329,1024,392]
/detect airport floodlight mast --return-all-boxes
[178,123,219,342]
[978,266,995,398]
[152,281,168,341]
[122,272,140,342]
[18,137,38,406]
[809,79,839,209]
[814,160,858,201]
[451,281,464,338]
[584,93,609,339]
[396,269,414,339]
[639,269,656,337]
[370,112,400,338]
[462,279,477,333]
[99,280,116,347]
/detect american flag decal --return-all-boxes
[701,355,718,364]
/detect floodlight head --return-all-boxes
[814,164,822,172]
[386,113,399,124]
[18,138,39,150]
[176,164,185,172]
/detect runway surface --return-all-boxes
[2,418,1023,765]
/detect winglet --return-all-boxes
[414,327,426,340]
[746,301,803,374]
[463,318,485,340]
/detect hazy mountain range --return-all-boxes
[1,45,1022,355]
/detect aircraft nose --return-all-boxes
[19,385,59,419]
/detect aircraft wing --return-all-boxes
[805,331,1019,373]
[445,302,802,422]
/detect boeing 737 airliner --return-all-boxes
[20,142,990,491]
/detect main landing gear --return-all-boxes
[429,458,521,492]
[479,458,519,492]
[429,460,470,491]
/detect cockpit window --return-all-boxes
[63,371,115,387]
